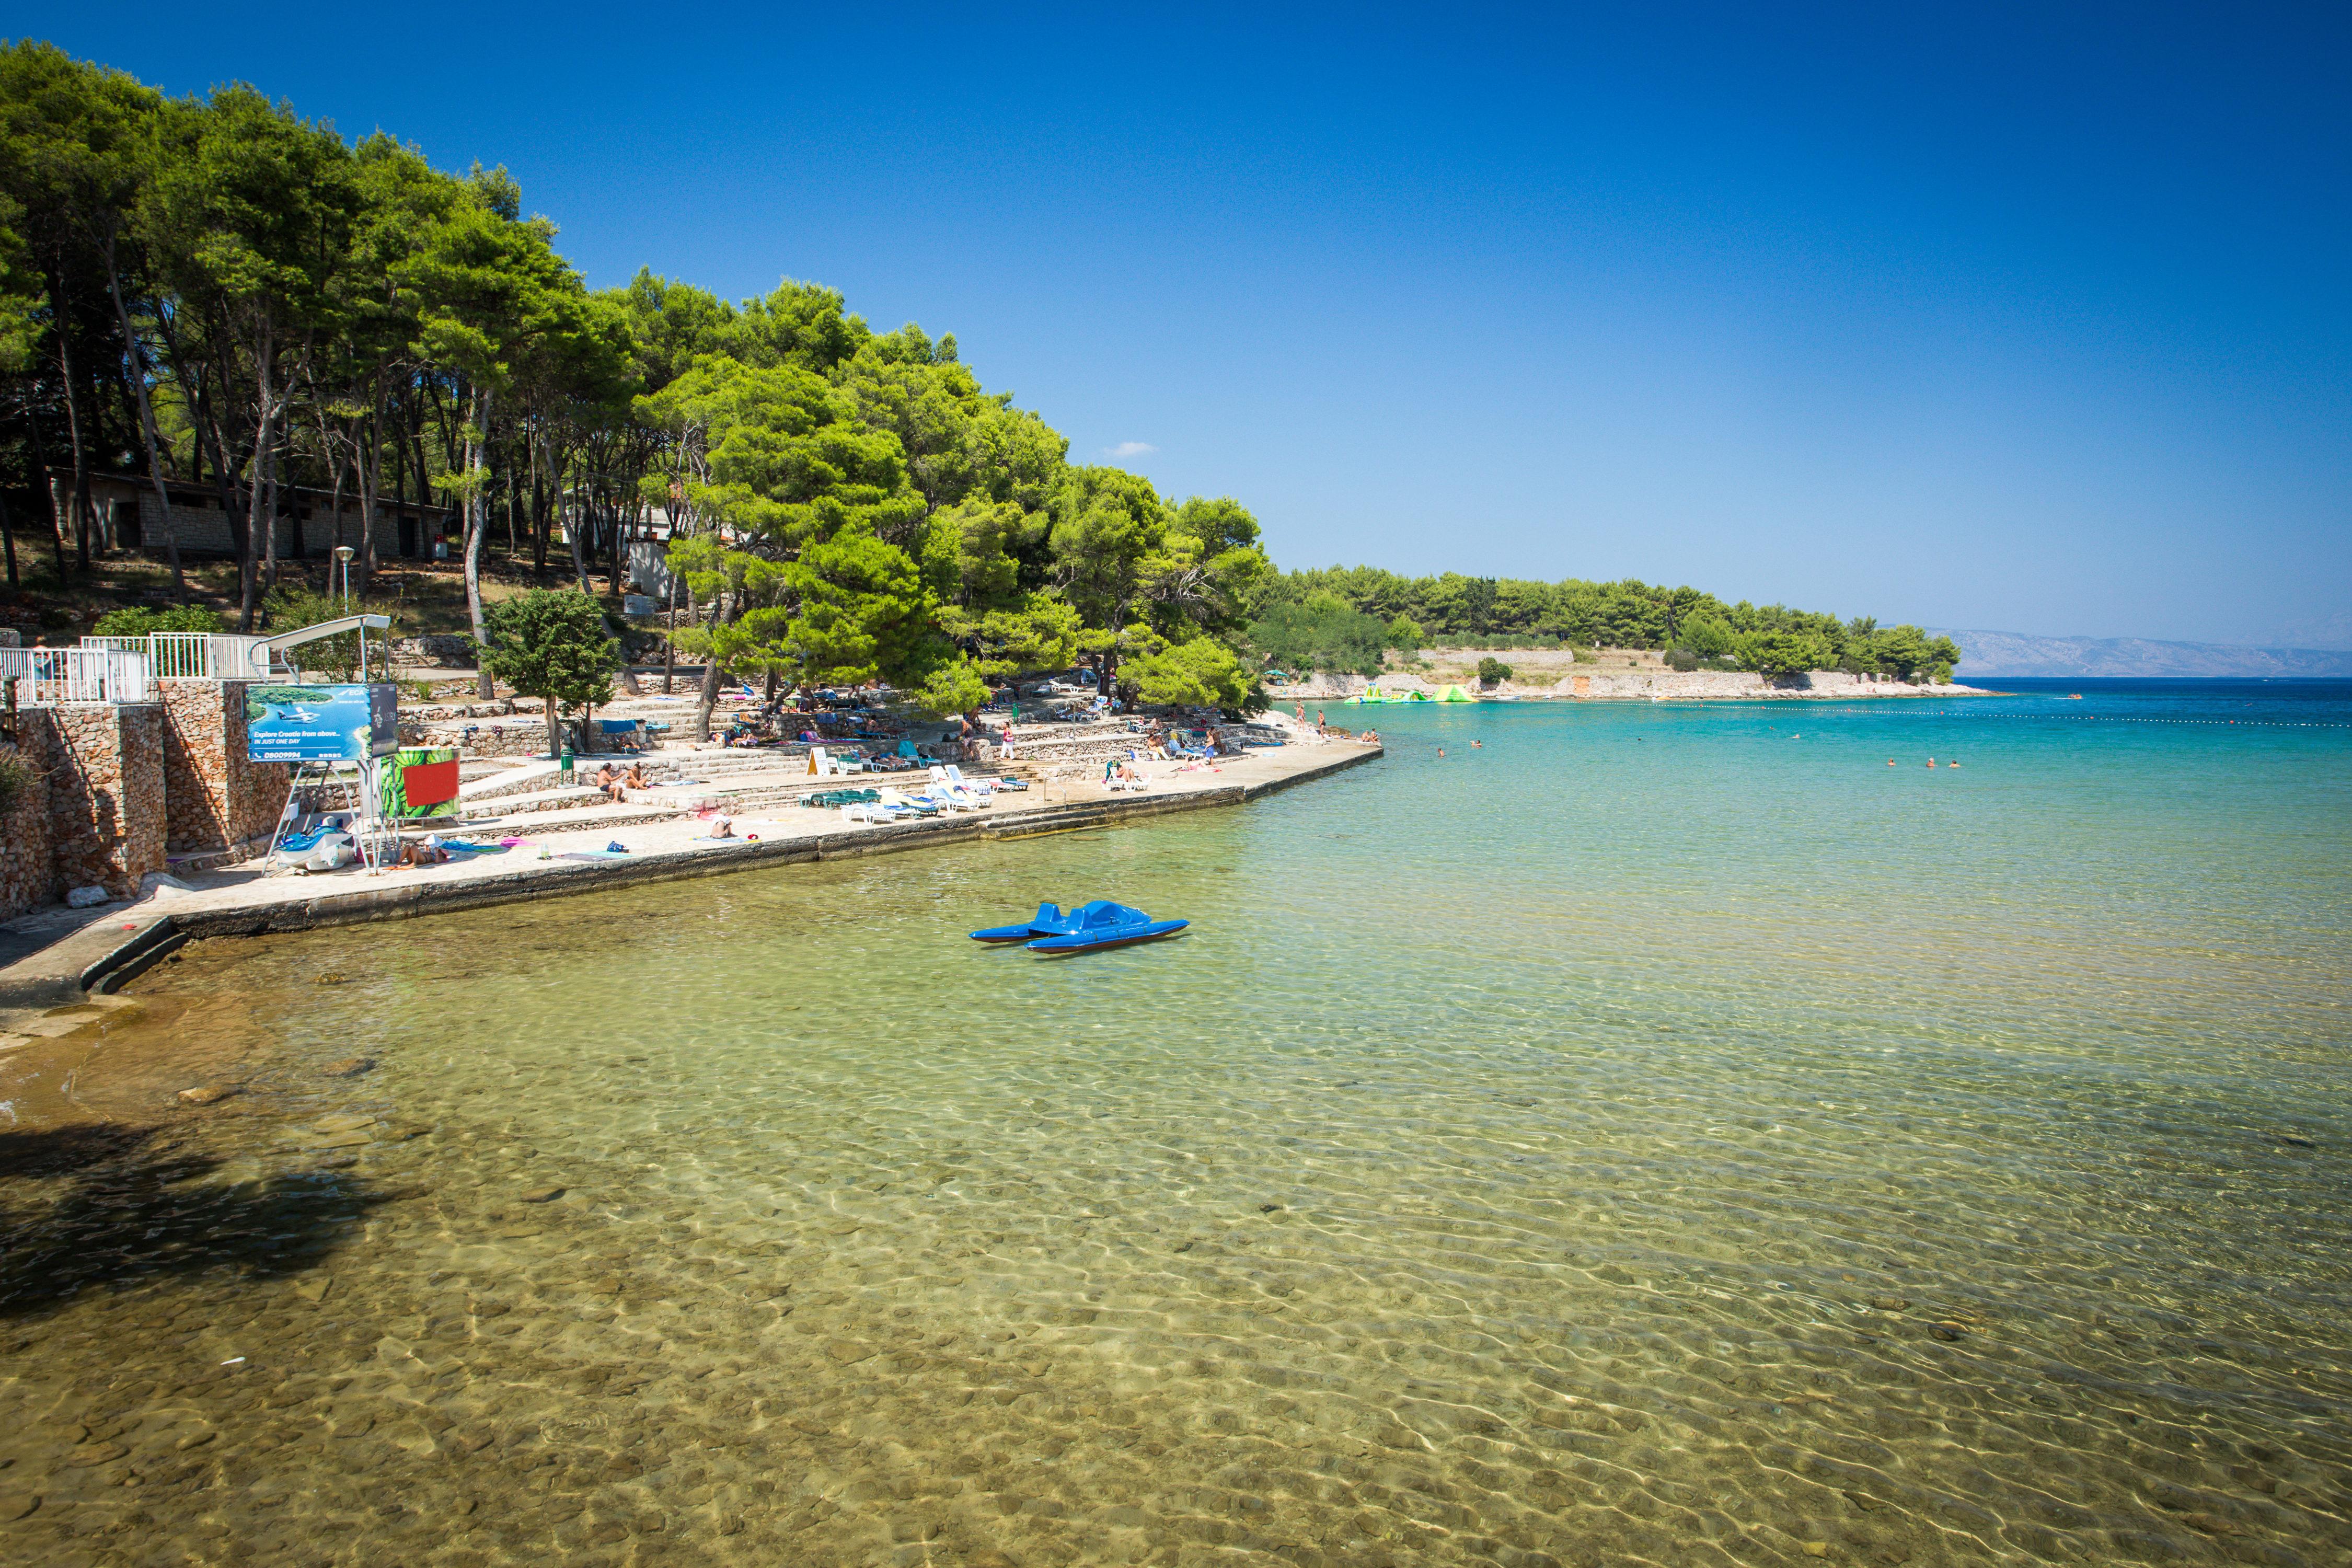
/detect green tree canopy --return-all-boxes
[480,589,620,754]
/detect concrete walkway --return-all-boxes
[0,738,1380,1052]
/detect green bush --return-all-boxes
[93,604,224,637]
[1476,655,1512,686]
[0,754,27,815]
[1135,637,1250,709]
[1248,593,1387,677]
[262,588,397,680]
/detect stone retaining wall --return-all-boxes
[157,679,290,852]
[44,702,166,900]
[0,716,59,919]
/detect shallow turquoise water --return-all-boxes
[4,681,2348,1565]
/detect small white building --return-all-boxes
[51,470,456,562]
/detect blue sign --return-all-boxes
[246,683,398,764]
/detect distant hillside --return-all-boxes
[1936,629,2352,679]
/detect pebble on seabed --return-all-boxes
[177,1085,237,1105]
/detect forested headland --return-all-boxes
[0,40,1957,724]
[1252,569,1962,683]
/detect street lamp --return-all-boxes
[333,545,356,613]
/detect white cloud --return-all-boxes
[1105,441,1157,460]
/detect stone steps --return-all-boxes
[442,800,685,835]
[456,785,609,819]
[457,758,569,800]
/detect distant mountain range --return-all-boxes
[1935,629,2352,679]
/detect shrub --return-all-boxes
[481,590,621,754]
[1476,655,1512,686]
[1666,647,1701,672]
[0,753,27,815]
[909,658,990,719]
[94,604,224,637]
[1249,595,1388,677]
[261,587,396,680]
[1739,632,1828,680]
[1135,637,1250,709]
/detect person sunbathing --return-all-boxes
[593,763,628,803]
[623,761,652,789]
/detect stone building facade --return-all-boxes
[54,470,455,562]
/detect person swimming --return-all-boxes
[1471,740,1483,749]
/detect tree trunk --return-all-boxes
[324,417,348,598]
[504,446,519,557]
[465,386,494,699]
[356,394,383,594]
[544,693,560,759]
[0,490,17,590]
[662,567,678,694]
[530,439,547,577]
[694,597,725,742]
[102,225,187,602]
[24,401,66,584]
[565,463,591,595]
[241,325,279,632]
[46,264,90,573]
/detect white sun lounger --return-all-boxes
[927,766,987,809]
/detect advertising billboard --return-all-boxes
[246,683,399,764]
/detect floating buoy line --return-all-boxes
[1886,711,2352,730]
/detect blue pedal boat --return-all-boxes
[969,901,1082,943]
[1024,901,1189,955]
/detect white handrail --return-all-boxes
[3,646,153,706]
[77,632,271,679]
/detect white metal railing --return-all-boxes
[4,646,153,706]
[79,632,270,679]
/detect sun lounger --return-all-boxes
[926,766,988,809]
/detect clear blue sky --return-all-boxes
[25,3,2350,647]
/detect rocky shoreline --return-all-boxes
[1270,661,1985,702]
